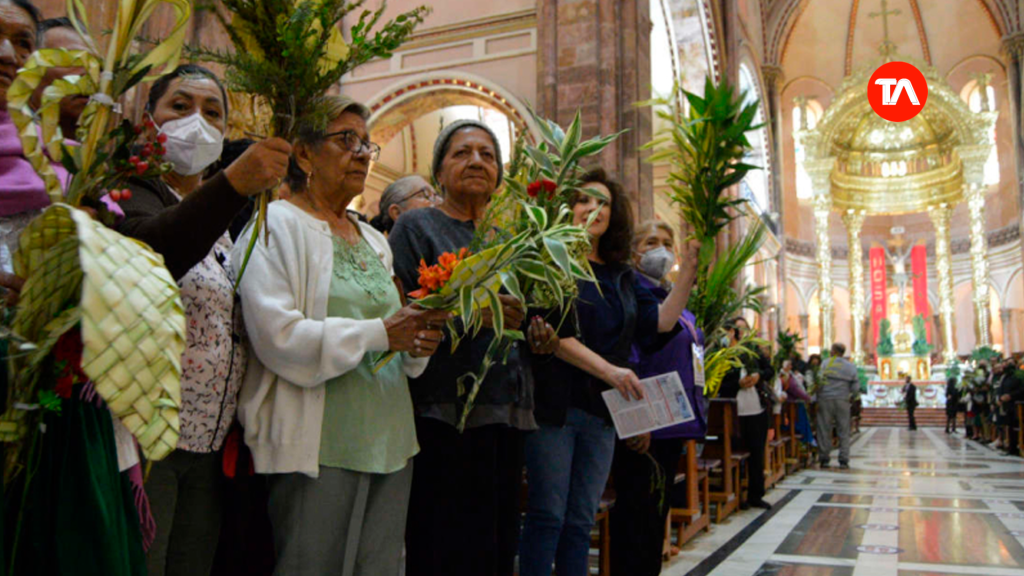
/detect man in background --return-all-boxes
[902,375,918,431]
[31,18,90,138]
[816,343,859,469]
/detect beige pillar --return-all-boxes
[928,204,957,363]
[842,210,867,364]
[1001,308,1014,352]
[799,314,810,351]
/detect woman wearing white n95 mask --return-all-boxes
[117,64,292,576]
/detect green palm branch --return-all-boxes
[688,220,768,342]
[192,0,430,285]
[642,76,764,275]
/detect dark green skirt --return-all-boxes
[5,394,147,576]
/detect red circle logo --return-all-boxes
[867,61,928,122]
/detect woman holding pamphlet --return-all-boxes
[519,170,699,576]
[607,220,707,576]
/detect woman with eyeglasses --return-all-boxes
[369,175,440,235]
[233,95,449,575]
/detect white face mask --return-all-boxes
[158,112,225,176]
[638,246,675,280]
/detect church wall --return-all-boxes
[334,4,540,206]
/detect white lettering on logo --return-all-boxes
[875,78,920,106]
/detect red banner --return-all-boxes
[911,243,930,342]
[870,246,888,345]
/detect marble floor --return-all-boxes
[662,427,1024,576]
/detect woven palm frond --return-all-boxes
[9,205,185,461]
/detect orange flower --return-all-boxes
[411,249,471,298]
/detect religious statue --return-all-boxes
[883,229,915,353]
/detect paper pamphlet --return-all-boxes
[601,371,695,439]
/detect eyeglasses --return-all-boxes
[402,186,441,205]
[323,129,381,161]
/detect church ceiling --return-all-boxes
[764,0,1013,87]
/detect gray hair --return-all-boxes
[370,175,429,233]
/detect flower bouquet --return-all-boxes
[0,0,191,479]
[192,0,430,285]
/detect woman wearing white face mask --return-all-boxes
[117,64,292,576]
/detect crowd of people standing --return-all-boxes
[5,1,1007,574]
[0,2,713,573]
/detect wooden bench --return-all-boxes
[1018,402,1024,455]
[668,439,711,546]
[783,402,805,473]
[767,413,787,487]
[703,398,741,522]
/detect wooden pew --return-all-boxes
[703,398,743,522]
[668,439,711,546]
[767,413,787,487]
[783,402,804,474]
[1017,402,1024,455]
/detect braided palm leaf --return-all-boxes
[3,206,185,465]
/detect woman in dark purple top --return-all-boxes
[610,220,706,575]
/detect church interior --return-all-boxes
[348,1,1024,574]
[11,0,1024,575]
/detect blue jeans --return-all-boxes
[519,408,616,576]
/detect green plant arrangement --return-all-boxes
[857,364,869,394]
[192,0,430,284]
[773,328,804,372]
[911,314,933,357]
[876,318,895,357]
[642,77,767,397]
[971,345,1001,364]
[375,110,618,431]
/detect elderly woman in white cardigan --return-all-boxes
[232,96,449,576]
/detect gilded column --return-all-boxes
[928,204,957,363]
[799,314,810,348]
[965,183,993,348]
[805,157,836,351]
[813,193,834,351]
[842,210,867,364]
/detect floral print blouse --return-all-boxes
[177,232,247,453]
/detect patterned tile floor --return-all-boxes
[663,427,1024,576]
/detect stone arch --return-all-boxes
[364,71,540,149]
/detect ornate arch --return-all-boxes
[364,71,540,148]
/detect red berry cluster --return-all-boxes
[127,116,168,176]
[107,188,133,202]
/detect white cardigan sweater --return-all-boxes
[231,200,427,478]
